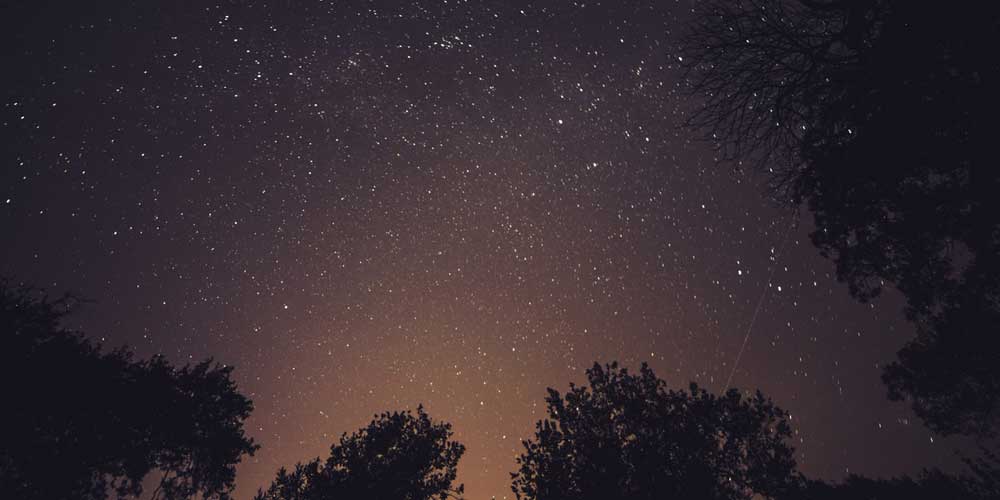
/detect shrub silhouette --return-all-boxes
[255,406,465,500]
[511,362,800,500]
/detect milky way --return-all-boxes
[1,2,954,498]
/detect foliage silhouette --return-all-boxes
[0,280,258,500]
[799,462,999,500]
[679,0,1000,437]
[255,406,465,500]
[510,362,800,500]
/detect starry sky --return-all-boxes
[1,1,957,498]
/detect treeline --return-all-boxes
[2,282,997,499]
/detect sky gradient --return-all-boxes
[1,1,956,498]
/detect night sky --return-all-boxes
[1,1,956,498]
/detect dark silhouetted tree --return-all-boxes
[799,459,999,500]
[510,362,800,500]
[0,280,259,499]
[679,0,1000,437]
[255,406,465,500]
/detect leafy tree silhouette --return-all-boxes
[799,462,999,500]
[679,0,1000,438]
[0,280,258,500]
[510,362,800,500]
[255,406,465,500]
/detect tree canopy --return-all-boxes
[255,406,465,500]
[679,0,1000,438]
[511,362,800,500]
[800,467,997,500]
[0,280,258,499]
